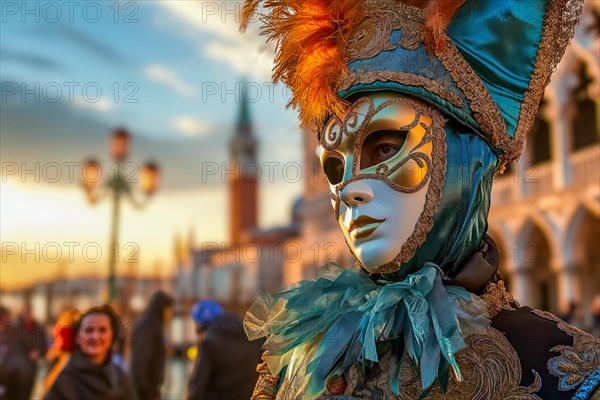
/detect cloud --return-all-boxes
[32,25,126,64]
[1,48,63,71]
[144,64,197,97]
[203,41,272,82]
[173,116,213,137]
[154,1,274,81]
[156,1,242,40]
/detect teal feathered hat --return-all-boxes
[242,0,584,166]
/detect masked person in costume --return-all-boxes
[240,0,600,399]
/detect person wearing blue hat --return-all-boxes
[240,0,599,399]
[191,300,224,327]
[187,301,262,400]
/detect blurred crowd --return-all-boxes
[2,291,599,400]
[0,292,263,400]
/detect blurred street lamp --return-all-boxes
[140,162,160,195]
[82,159,101,196]
[111,128,130,160]
[81,128,159,302]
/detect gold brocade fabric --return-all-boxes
[349,328,541,400]
[251,355,281,400]
[263,326,541,400]
[480,280,519,318]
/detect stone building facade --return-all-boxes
[488,3,599,327]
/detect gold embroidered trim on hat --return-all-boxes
[511,0,585,162]
[344,0,424,61]
[337,70,465,109]
[434,35,510,162]
[250,354,280,400]
[531,309,600,394]
[480,280,520,318]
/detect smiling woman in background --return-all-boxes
[44,305,136,400]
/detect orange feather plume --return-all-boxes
[240,0,465,126]
[241,0,366,127]
[423,0,466,53]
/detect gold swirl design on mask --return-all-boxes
[321,97,374,150]
[322,116,344,150]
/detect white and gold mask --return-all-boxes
[319,92,447,273]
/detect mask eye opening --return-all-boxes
[359,129,408,170]
[323,155,345,185]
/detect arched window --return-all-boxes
[569,208,600,329]
[513,221,556,313]
[572,62,599,151]
[526,224,554,312]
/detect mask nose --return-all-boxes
[340,180,374,208]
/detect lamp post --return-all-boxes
[81,128,159,302]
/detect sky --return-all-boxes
[0,0,305,289]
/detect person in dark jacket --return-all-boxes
[44,305,136,400]
[130,291,174,400]
[14,303,48,399]
[0,306,30,400]
[187,300,263,400]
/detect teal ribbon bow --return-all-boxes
[244,263,490,398]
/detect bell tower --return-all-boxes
[229,86,258,244]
